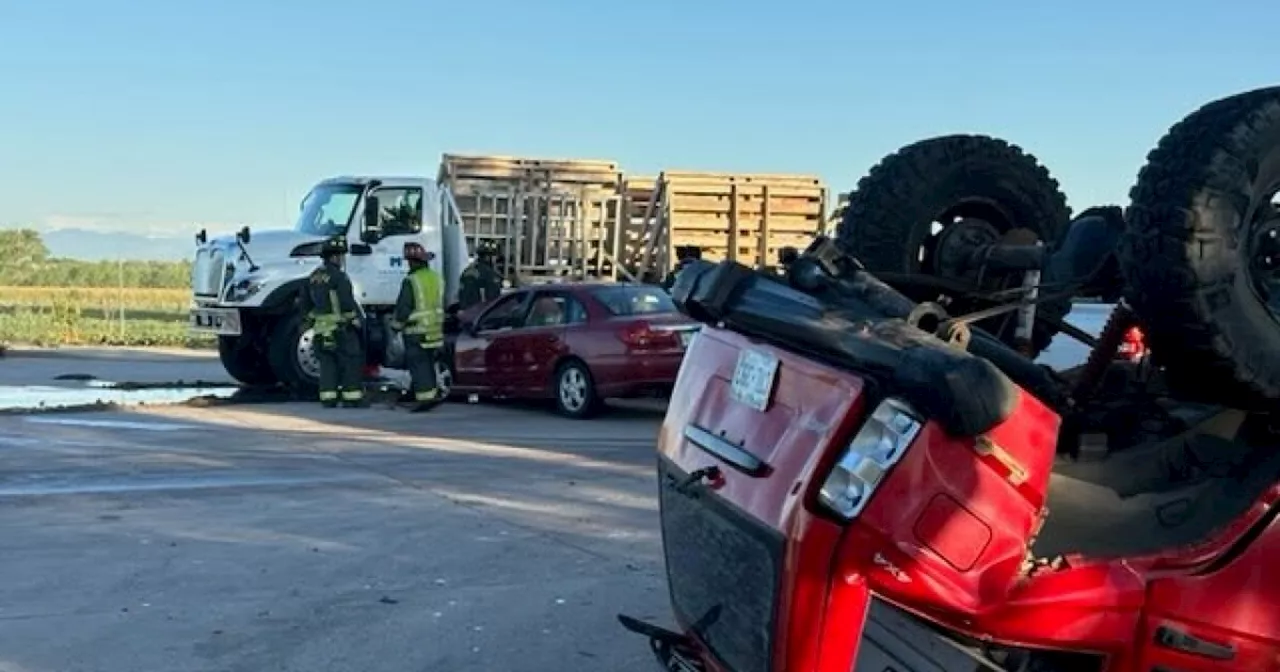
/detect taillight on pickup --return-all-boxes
[1117,326,1147,361]
[617,321,684,350]
[819,398,924,519]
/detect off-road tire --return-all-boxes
[1119,85,1280,405]
[837,134,1073,356]
[267,312,320,397]
[217,335,277,386]
[553,359,601,419]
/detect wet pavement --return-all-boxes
[0,349,670,672]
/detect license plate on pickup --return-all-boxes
[730,348,778,411]
[189,307,242,336]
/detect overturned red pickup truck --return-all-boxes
[620,86,1280,671]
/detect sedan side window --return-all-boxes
[526,294,567,328]
[564,296,588,325]
[476,294,526,332]
[524,294,588,328]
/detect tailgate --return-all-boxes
[657,326,870,672]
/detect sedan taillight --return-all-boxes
[618,321,681,350]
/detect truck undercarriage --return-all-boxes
[623,85,1280,671]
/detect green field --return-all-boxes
[0,286,214,348]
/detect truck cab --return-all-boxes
[189,176,470,392]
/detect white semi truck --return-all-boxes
[187,176,470,393]
[188,156,834,393]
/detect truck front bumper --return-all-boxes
[189,306,243,336]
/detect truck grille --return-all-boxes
[192,248,226,298]
[659,456,784,672]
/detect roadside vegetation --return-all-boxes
[0,229,212,348]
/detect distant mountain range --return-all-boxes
[39,228,197,262]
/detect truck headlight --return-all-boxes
[818,398,922,520]
[226,276,266,302]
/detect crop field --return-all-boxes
[0,286,213,348]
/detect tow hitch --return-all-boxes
[617,615,706,671]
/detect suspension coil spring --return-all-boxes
[1071,301,1136,403]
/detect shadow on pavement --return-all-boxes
[0,395,674,671]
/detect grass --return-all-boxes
[0,286,215,348]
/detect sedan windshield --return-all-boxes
[295,183,363,237]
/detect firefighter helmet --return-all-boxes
[475,240,498,258]
[403,242,432,262]
[321,236,348,257]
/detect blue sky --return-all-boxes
[1,0,1277,237]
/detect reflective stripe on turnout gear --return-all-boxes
[319,390,339,401]
[340,389,364,401]
[405,268,445,346]
[311,289,358,336]
[415,388,439,402]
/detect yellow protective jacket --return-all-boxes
[392,266,444,347]
[300,262,360,336]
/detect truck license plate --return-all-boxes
[730,348,778,411]
[189,307,242,336]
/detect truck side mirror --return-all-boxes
[362,195,382,243]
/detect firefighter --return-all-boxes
[390,242,446,412]
[662,245,702,291]
[458,240,504,310]
[777,246,799,276]
[300,236,366,408]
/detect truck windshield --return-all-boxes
[295,183,363,237]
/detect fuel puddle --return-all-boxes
[0,379,243,413]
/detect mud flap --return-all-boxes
[618,615,707,671]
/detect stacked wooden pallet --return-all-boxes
[437,154,625,282]
[627,171,829,278]
[436,153,832,283]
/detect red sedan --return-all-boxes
[446,283,699,417]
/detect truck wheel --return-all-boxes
[267,312,320,396]
[216,335,278,386]
[1119,85,1280,405]
[836,134,1073,356]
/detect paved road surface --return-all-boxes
[0,350,670,672]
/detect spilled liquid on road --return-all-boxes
[0,381,242,412]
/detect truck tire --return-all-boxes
[217,335,278,386]
[267,312,320,397]
[1119,85,1280,405]
[837,134,1073,356]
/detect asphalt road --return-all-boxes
[0,349,671,672]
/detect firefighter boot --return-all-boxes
[339,388,369,408]
[410,388,442,413]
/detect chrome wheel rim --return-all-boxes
[435,360,453,398]
[296,327,320,381]
[558,367,588,411]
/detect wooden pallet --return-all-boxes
[625,171,829,277]
[438,154,628,283]
[438,154,621,191]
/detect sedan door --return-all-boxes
[451,291,531,395]
[499,291,579,396]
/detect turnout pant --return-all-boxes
[317,327,364,405]
[404,336,440,402]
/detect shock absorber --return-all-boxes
[1070,300,1136,404]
